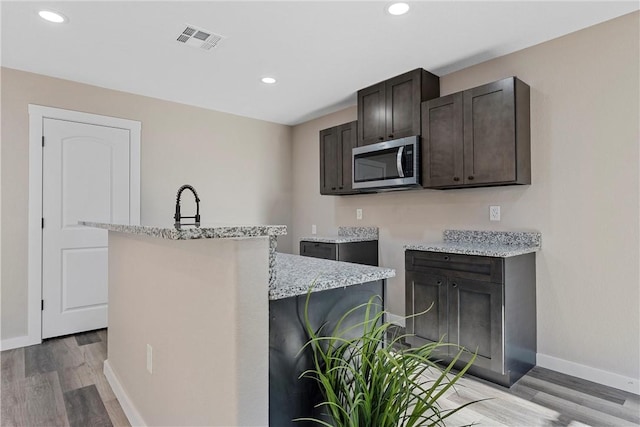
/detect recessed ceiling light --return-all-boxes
[387,2,410,16]
[261,77,277,84]
[38,10,67,24]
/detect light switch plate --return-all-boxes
[489,205,501,221]
[311,224,317,235]
[356,209,363,220]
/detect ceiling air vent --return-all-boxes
[176,24,224,51]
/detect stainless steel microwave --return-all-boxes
[352,136,421,190]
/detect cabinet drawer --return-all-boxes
[300,242,337,261]
[405,250,503,283]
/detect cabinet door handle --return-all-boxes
[331,187,336,190]
[443,256,450,261]
[468,176,475,181]
[338,186,343,189]
[437,281,442,285]
[378,136,384,141]
[453,177,460,182]
[388,134,394,139]
[452,283,458,288]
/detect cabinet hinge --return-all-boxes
[41,300,44,311]
[41,218,44,229]
[42,136,45,147]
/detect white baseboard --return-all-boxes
[103,360,146,426]
[0,334,40,351]
[385,313,406,327]
[537,353,639,395]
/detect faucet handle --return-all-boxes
[174,184,201,229]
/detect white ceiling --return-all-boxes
[2,1,637,125]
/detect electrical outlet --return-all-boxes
[311,224,317,235]
[146,344,153,374]
[356,209,363,220]
[489,206,501,221]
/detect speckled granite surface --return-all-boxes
[269,253,394,300]
[269,236,278,286]
[405,229,541,257]
[338,226,378,239]
[300,236,378,243]
[81,221,286,287]
[300,226,378,243]
[443,230,541,247]
[79,221,287,240]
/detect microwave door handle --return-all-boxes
[396,146,405,178]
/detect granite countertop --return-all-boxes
[270,253,395,300]
[79,221,287,240]
[300,226,378,244]
[405,230,541,258]
[300,236,377,243]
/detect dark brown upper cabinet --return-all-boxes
[357,68,439,146]
[319,121,357,195]
[422,77,531,189]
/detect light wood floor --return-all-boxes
[1,329,129,427]
[425,366,639,426]
[1,330,638,426]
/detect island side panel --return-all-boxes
[234,237,270,427]
[107,232,269,426]
[269,280,384,426]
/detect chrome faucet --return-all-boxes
[174,184,200,229]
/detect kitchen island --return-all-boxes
[270,253,395,426]
[80,221,285,427]
[80,221,394,427]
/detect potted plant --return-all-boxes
[296,294,477,427]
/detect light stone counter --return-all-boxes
[299,236,377,243]
[270,253,395,300]
[79,221,286,240]
[300,225,379,243]
[405,229,541,257]
[80,221,286,286]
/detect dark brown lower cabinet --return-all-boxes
[300,240,378,266]
[405,250,536,387]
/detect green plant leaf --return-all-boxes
[296,287,480,427]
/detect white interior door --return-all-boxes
[42,118,132,339]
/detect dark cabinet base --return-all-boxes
[300,240,379,266]
[405,250,536,387]
[450,354,536,388]
[269,281,384,426]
